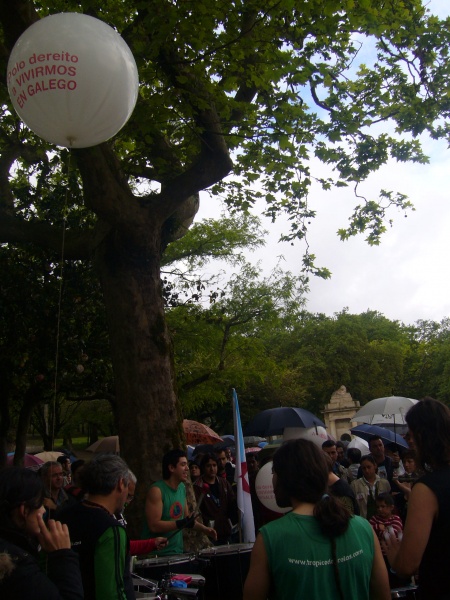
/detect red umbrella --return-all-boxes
[183,420,223,445]
[6,453,44,471]
[245,447,262,454]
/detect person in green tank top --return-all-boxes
[243,439,390,600]
[142,449,217,555]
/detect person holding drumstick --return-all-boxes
[383,397,450,598]
[243,439,389,600]
[142,449,216,555]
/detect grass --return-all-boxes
[27,436,91,452]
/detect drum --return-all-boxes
[132,574,158,599]
[198,543,253,600]
[391,586,418,599]
[134,553,197,583]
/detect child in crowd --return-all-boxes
[346,447,362,482]
[393,450,420,506]
[385,444,405,479]
[369,492,403,545]
[402,450,420,479]
[370,493,406,587]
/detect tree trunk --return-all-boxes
[93,221,185,536]
[0,396,10,468]
[14,386,40,464]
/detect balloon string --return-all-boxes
[51,149,71,451]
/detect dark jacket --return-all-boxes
[60,500,132,600]
[194,476,237,542]
[0,527,83,600]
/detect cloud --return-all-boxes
[197,0,450,325]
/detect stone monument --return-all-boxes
[323,385,360,440]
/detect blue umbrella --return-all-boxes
[243,407,325,437]
[350,424,409,449]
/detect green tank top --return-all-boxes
[260,512,374,599]
[141,480,186,555]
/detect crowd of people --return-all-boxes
[0,396,449,599]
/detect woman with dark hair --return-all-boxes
[0,467,83,599]
[384,397,450,598]
[243,439,389,600]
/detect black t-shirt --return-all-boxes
[417,466,450,598]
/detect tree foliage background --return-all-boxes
[1,0,450,533]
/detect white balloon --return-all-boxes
[255,461,291,514]
[283,426,328,448]
[7,13,139,148]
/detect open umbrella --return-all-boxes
[352,396,417,425]
[350,424,409,449]
[86,435,120,454]
[214,437,235,449]
[6,453,44,470]
[34,451,65,463]
[243,407,325,437]
[243,436,266,445]
[183,420,223,445]
[347,437,369,453]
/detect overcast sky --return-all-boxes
[197,1,450,326]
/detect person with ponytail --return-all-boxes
[243,439,389,600]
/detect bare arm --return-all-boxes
[144,486,178,533]
[369,529,391,600]
[383,482,437,576]
[243,534,270,600]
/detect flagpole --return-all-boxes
[232,388,256,544]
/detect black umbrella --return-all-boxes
[192,438,235,456]
[350,424,409,449]
[243,407,325,437]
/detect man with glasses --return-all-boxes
[116,470,168,556]
[60,454,135,600]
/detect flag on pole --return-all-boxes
[232,388,256,543]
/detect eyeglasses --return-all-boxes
[51,472,64,478]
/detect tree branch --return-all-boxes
[0,213,110,259]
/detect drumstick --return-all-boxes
[166,483,211,541]
[194,482,210,515]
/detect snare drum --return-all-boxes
[134,553,196,582]
[199,543,253,600]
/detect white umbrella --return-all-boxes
[352,396,418,425]
[347,437,369,453]
[34,450,65,463]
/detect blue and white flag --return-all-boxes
[232,388,256,543]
